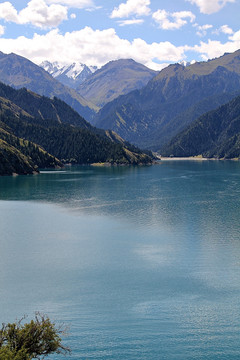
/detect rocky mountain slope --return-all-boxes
[95,50,240,150]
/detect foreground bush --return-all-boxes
[0,313,70,359]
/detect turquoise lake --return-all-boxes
[0,161,240,359]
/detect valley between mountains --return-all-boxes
[0,49,240,175]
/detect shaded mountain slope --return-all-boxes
[161,95,240,159]
[0,81,92,129]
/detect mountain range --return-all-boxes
[40,58,157,109]
[95,50,240,150]
[0,53,158,125]
[1,48,240,171]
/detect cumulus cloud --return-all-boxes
[19,0,68,28]
[219,24,233,34]
[188,28,240,60]
[186,0,235,14]
[45,0,95,9]
[0,2,18,22]
[110,0,151,19]
[118,19,144,26]
[229,30,240,42]
[0,0,68,28]
[152,9,195,30]
[195,24,213,37]
[0,26,185,70]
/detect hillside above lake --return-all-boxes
[0,82,153,175]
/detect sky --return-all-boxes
[0,0,239,70]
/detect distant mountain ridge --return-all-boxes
[0,51,98,121]
[40,58,157,109]
[40,60,98,89]
[77,59,157,108]
[95,49,240,150]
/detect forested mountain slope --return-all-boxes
[0,82,152,175]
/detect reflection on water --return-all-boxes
[0,161,240,359]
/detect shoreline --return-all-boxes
[158,156,209,161]
[157,156,239,161]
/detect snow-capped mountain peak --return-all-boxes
[40,60,61,75]
[39,60,98,89]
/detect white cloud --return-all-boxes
[189,29,240,60]
[145,62,169,71]
[152,9,195,30]
[70,13,76,19]
[213,24,234,35]
[0,0,68,28]
[195,24,213,37]
[229,30,240,42]
[110,0,151,19]
[219,25,233,34]
[0,2,18,23]
[19,0,68,28]
[45,0,95,9]
[118,19,144,26]
[0,25,5,36]
[186,0,235,14]
[0,26,185,70]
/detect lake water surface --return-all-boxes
[0,161,240,359]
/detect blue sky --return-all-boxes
[0,0,239,69]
